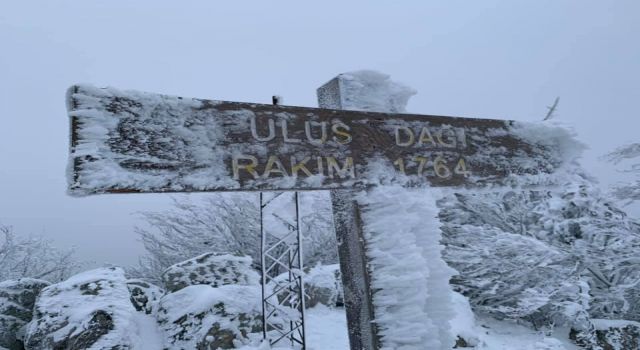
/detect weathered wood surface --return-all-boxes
[330,189,379,350]
[67,84,562,195]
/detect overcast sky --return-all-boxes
[1,1,639,268]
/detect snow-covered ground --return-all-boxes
[468,317,579,350]
[236,306,580,350]
[299,305,350,350]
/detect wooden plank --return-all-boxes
[67,84,563,195]
[330,189,379,350]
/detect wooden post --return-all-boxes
[317,76,381,350]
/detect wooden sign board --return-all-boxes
[67,84,560,195]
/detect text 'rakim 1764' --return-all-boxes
[66,84,565,194]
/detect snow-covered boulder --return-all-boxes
[126,279,163,315]
[158,284,262,349]
[571,319,640,350]
[0,278,49,350]
[24,267,141,350]
[449,292,479,348]
[303,264,343,308]
[271,264,343,309]
[161,253,259,293]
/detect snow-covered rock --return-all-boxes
[573,319,640,350]
[127,279,163,315]
[271,264,343,309]
[24,267,141,350]
[162,253,259,293]
[157,284,262,349]
[0,278,49,350]
[303,264,343,308]
[449,291,480,348]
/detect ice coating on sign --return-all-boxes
[67,84,237,195]
[67,80,583,196]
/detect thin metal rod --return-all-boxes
[296,191,307,349]
[260,192,267,339]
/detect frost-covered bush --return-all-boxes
[604,143,640,205]
[133,194,260,283]
[133,192,337,282]
[0,225,79,282]
[440,169,640,345]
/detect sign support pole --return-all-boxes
[318,77,381,350]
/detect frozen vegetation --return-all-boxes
[2,71,640,349]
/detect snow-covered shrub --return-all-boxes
[0,225,79,282]
[604,142,640,205]
[134,194,260,284]
[161,252,259,293]
[0,278,49,350]
[157,284,262,349]
[24,267,141,349]
[133,193,337,283]
[538,181,640,322]
[440,170,640,345]
[298,191,339,268]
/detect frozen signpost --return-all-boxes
[66,72,574,349]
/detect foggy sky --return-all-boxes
[1,1,639,268]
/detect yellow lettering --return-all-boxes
[281,120,301,143]
[332,122,352,144]
[418,127,436,146]
[326,156,355,179]
[436,128,457,148]
[458,129,467,149]
[250,116,275,142]
[263,155,288,178]
[305,121,328,145]
[415,156,428,176]
[317,156,324,176]
[434,155,451,178]
[290,156,313,177]
[395,126,414,147]
[454,158,471,177]
[232,155,259,180]
[394,158,406,174]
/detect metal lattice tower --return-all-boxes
[260,192,306,348]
